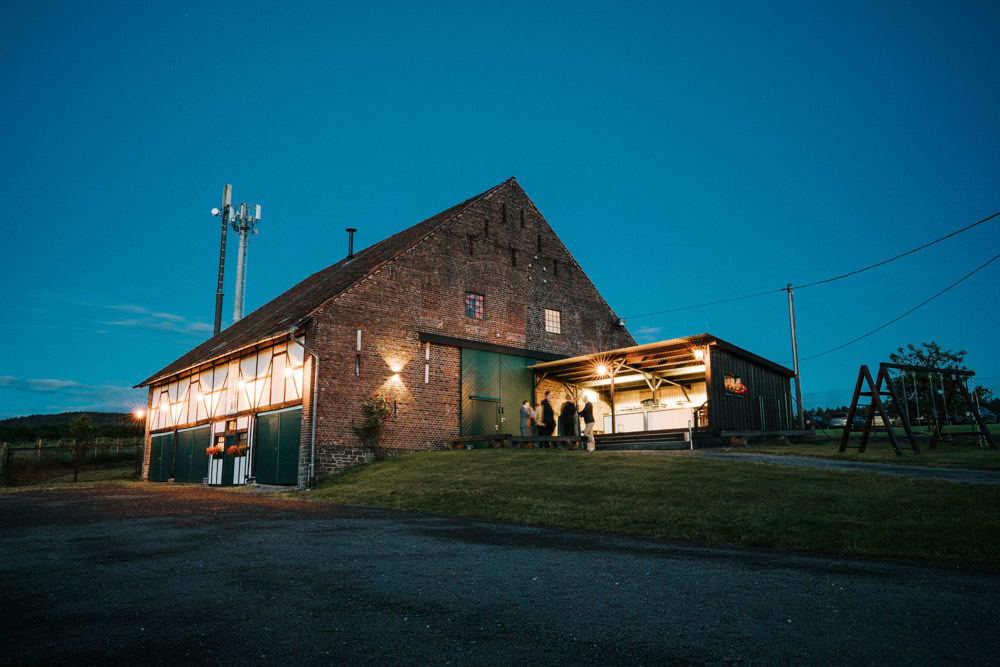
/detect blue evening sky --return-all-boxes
[2,1,998,418]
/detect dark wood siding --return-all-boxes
[707,347,792,433]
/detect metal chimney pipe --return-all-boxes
[346,228,357,258]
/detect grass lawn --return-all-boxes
[307,449,1000,565]
[754,432,1000,470]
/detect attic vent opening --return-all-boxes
[537,235,542,252]
[467,235,475,255]
[502,203,507,224]
[510,244,517,266]
[484,218,489,238]
[520,209,525,228]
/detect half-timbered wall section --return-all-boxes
[147,339,304,432]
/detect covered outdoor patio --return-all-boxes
[530,334,796,448]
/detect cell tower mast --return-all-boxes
[231,202,261,324]
[211,185,232,337]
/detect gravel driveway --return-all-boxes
[2,485,998,665]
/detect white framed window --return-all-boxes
[544,308,561,334]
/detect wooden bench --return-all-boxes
[446,435,589,450]
[446,434,512,449]
[509,435,588,450]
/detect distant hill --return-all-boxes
[0,412,143,443]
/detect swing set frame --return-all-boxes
[839,363,995,455]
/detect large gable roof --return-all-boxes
[138,178,516,387]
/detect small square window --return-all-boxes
[544,308,561,334]
[465,292,484,320]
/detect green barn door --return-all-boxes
[461,349,535,436]
[174,427,210,483]
[500,355,534,434]
[148,433,174,482]
[462,349,501,435]
[255,409,301,486]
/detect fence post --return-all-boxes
[37,438,41,462]
[1,443,7,483]
[73,439,80,483]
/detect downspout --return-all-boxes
[290,328,319,489]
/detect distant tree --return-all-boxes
[0,412,139,443]
[889,342,967,371]
[70,414,95,445]
[887,342,972,422]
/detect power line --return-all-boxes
[792,210,1000,290]
[623,209,1000,321]
[794,249,1000,362]
[623,287,786,319]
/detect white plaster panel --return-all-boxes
[227,361,240,414]
[271,353,287,405]
[287,341,303,368]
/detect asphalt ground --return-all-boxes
[2,484,999,666]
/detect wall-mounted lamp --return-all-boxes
[693,349,704,361]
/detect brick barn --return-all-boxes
[137,178,635,487]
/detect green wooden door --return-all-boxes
[173,427,210,483]
[255,409,301,485]
[500,355,534,434]
[220,434,236,487]
[148,433,174,482]
[461,349,535,436]
[462,349,501,435]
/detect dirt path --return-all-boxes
[2,485,998,665]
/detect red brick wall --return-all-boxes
[303,181,634,480]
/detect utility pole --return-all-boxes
[231,202,261,324]
[211,185,232,337]
[787,283,805,430]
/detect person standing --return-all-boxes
[558,400,578,438]
[541,391,556,444]
[519,400,533,437]
[580,396,596,451]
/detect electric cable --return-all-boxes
[623,287,787,319]
[794,249,1000,362]
[792,210,1000,290]
[623,209,999,320]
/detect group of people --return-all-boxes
[519,390,596,452]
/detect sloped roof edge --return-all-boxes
[137,178,517,387]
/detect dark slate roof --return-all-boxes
[138,178,514,387]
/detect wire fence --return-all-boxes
[0,440,142,486]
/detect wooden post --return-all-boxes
[37,438,41,462]
[73,439,80,483]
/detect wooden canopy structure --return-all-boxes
[530,334,794,442]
